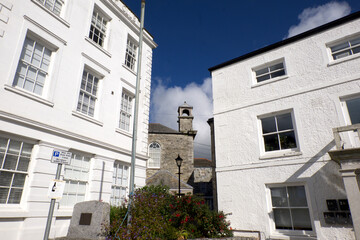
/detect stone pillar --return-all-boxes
[340,169,360,240]
[329,149,360,240]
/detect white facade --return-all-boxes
[0,0,156,239]
[210,13,360,240]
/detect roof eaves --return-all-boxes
[208,11,360,72]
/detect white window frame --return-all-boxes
[340,94,360,148]
[110,161,129,206]
[76,68,101,118]
[148,142,161,168]
[252,59,287,85]
[88,7,109,48]
[13,35,55,96]
[124,37,138,71]
[35,0,64,16]
[258,110,300,158]
[266,183,315,238]
[0,136,33,205]
[328,35,360,61]
[119,91,133,132]
[60,152,91,207]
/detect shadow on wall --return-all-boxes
[281,140,353,229]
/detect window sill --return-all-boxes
[122,64,137,76]
[115,127,132,137]
[251,75,288,88]
[0,206,28,218]
[147,167,161,169]
[31,0,70,28]
[327,53,360,67]
[270,234,316,240]
[260,150,302,160]
[72,111,103,126]
[4,84,54,107]
[85,37,112,58]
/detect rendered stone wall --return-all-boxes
[211,16,360,240]
[147,133,194,184]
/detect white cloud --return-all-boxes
[150,78,213,159]
[286,1,351,38]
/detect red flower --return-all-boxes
[169,219,172,222]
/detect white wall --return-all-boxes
[212,16,360,240]
[0,0,156,239]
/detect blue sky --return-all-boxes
[121,0,360,159]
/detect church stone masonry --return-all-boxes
[147,102,197,193]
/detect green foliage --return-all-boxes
[106,185,232,239]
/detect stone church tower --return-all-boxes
[146,102,197,195]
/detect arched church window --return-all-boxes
[148,142,161,168]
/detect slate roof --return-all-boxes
[194,158,213,168]
[146,170,193,190]
[149,123,178,133]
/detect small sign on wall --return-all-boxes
[47,179,66,199]
[51,150,72,165]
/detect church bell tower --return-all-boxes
[178,101,194,133]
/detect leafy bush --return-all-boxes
[106,185,232,239]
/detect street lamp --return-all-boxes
[175,154,183,197]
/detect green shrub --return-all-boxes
[106,185,232,239]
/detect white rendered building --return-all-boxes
[0,0,156,239]
[209,12,360,240]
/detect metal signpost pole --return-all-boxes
[127,0,145,226]
[43,163,62,240]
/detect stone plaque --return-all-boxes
[79,213,92,225]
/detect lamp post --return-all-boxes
[175,154,183,197]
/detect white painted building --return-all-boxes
[0,0,156,239]
[209,12,360,240]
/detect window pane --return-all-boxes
[257,74,270,83]
[269,62,284,71]
[331,42,349,52]
[291,209,312,230]
[277,113,293,131]
[346,98,360,124]
[350,37,360,46]
[12,174,26,187]
[273,209,292,229]
[32,43,43,67]
[271,69,285,78]
[3,154,18,170]
[8,188,22,204]
[271,187,288,207]
[288,186,307,207]
[262,117,276,133]
[21,38,34,62]
[255,67,269,76]
[0,188,9,203]
[264,134,280,152]
[333,50,351,60]
[0,171,12,187]
[353,46,360,55]
[8,140,21,155]
[279,131,297,149]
